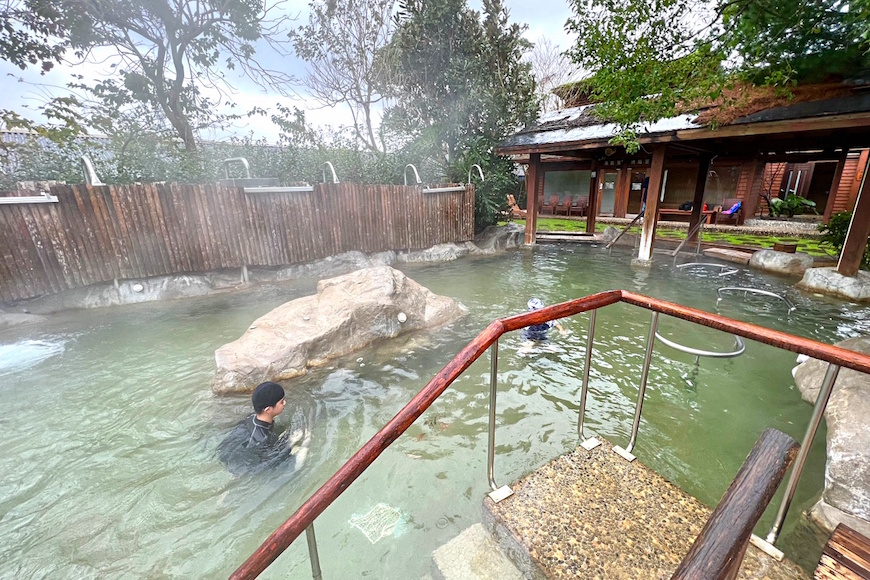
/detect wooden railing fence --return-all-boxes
[0,182,475,303]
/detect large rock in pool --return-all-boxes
[212,266,467,393]
[793,337,870,537]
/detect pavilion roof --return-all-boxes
[498,86,870,155]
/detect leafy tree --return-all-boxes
[565,0,870,152]
[1,0,294,152]
[384,0,538,229]
[290,0,397,154]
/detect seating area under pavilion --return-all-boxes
[497,91,870,275]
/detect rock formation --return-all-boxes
[798,267,870,302]
[749,249,814,276]
[793,337,870,537]
[212,266,467,394]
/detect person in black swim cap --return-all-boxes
[218,381,293,474]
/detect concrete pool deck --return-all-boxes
[481,438,809,579]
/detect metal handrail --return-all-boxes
[655,331,746,359]
[676,262,739,277]
[605,213,643,250]
[671,216,706,257]
[717,287,797,313]
[230,290,870,579]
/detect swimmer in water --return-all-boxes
[219,381,295,474]
[521,297,565,341]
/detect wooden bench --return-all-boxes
[815,524,870,579]
[657,208,717,224]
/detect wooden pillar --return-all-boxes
[688,155,712,243]
[849,150,870,209]
[614,167,631,218]
[524,154,541,245]
[585,161,599,234]
[741,157,765,219]
[637,146,667,262]
[837,160,870,276]
[823,150,849,223]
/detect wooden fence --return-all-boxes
[0,182,475,303]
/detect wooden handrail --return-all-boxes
[228,291,622,579]
[229,290,870,579]
[671,428,800,579]
[620,291,870,375]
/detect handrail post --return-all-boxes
[578,309,600,449]
[616,311,659,460]
[487,339,500,491]
[765,363,841,544]
[306,524,323,580]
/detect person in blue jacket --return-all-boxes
[521,298,565,341]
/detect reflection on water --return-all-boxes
[0,245,863,577]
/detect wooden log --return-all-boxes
[23,197,72,290]
[671,428,799,579]
[118,184,150,277]
[70,185,110,283]
[168,182,196,273]
[88,184,126,279]
[110,183,143,278]
[52,185,93,287]
[142,182,175,273]
[148,183,182,274]
[0,208,34,300]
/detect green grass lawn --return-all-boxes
[498,217,834,258]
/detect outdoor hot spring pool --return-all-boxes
[2,244,867,579]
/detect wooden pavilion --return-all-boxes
[496,88,870,275]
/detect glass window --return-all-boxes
[543,170,592,202]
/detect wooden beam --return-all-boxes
[824,150,849,223]
[838,160,870,276]
[585,161,599,234]
[688,155,712,243]
[740,157,765,220]
[637,146,667,261]
[525,154,541,245]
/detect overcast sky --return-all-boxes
[0,0,576,142]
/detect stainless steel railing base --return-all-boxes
[613,446,637,462]
[488,485,514,503]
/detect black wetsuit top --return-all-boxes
[522,321,554,341]
[218,414,292,475]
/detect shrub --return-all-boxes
[769,193,817,218]
[819,211,870,270]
